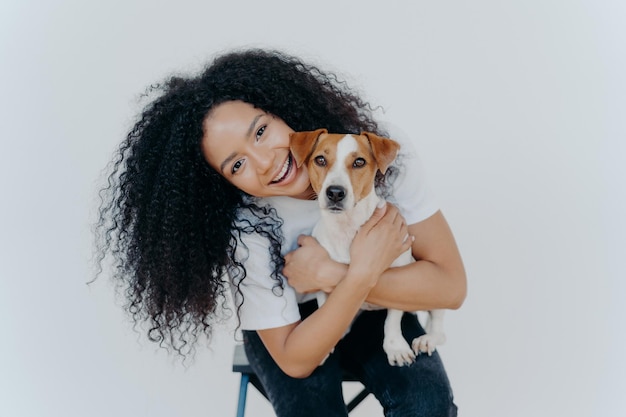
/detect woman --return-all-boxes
[96,49,466,416]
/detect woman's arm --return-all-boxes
[283,210,467,311]
[257,272,373,378]
[367,210,466,311]
[260,204,412,378]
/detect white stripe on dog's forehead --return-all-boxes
[336,135,358,162]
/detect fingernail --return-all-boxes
[376,200,386,209]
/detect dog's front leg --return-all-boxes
[412,309,446,356]
[383,309,416,366]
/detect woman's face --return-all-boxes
[202,101,313,199]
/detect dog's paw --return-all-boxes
[383,337,416,366]
[411,332,446,356]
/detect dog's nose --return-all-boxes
[326,186,346,203]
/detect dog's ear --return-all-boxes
[362,132,401,174]
[290,129,327,168]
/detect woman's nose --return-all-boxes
[252,150,273,174]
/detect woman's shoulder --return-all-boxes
[379,121,440,225]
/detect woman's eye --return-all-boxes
[314,156,326,167]
[232,160,244,174]
[353,158,366,168]
[255,126,266,141]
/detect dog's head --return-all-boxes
[290,129,400,212]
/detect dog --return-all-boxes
[290,128,446,366]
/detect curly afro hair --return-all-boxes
[94,48,388,355]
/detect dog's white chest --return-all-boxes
[311,219,355,264]
[311,191,376,265]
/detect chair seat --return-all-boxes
[232,344,370,416]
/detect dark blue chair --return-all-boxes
[232,344,370,416]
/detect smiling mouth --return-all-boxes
[270,154,293,184]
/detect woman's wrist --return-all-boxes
[319,260,348,292]
[341,265,379,293]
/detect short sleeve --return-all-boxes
[385,125,440,225]
[230,231,301,330]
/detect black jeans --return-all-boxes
[243,302,457,417]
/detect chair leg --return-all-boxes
[249,374,269,400]
[236,373,250,417]
[346,387,370,413]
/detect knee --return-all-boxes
[387,391,456,417]
[413,384,456,417]
[266,376,347,417]
[382,373,457,417]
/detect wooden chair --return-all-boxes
[232,344,370,416]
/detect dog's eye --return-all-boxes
[314,156,327,167]
[353,158,366,168]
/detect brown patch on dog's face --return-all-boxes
[306,133,343,195]
[291,130,400,208]
[341,135,380,204]
[362,131,401,175]
[289,129,327,169]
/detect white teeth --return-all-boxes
[272,156,291,183]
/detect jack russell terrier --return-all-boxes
[290,129,446,366]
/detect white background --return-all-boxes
[1,1,624,416]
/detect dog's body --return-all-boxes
[290,129,446,366]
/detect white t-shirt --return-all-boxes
[230,130,439,330]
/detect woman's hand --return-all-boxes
[282,235,344,293]
[282,203,412,294]
[348,202,413,287]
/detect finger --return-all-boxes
[398,220,409,237]
[386,203,399,217]
[374,201,388,219]
[388,205,406,227]
[296,234,312,246]
[360,204,387,233]
[402,235,415,252]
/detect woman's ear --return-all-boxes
[289,128,327,167]
[361,132,401,174]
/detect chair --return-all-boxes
[232,344,370,416]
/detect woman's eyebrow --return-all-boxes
[245,113,263,138]
[219,152,237,174]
